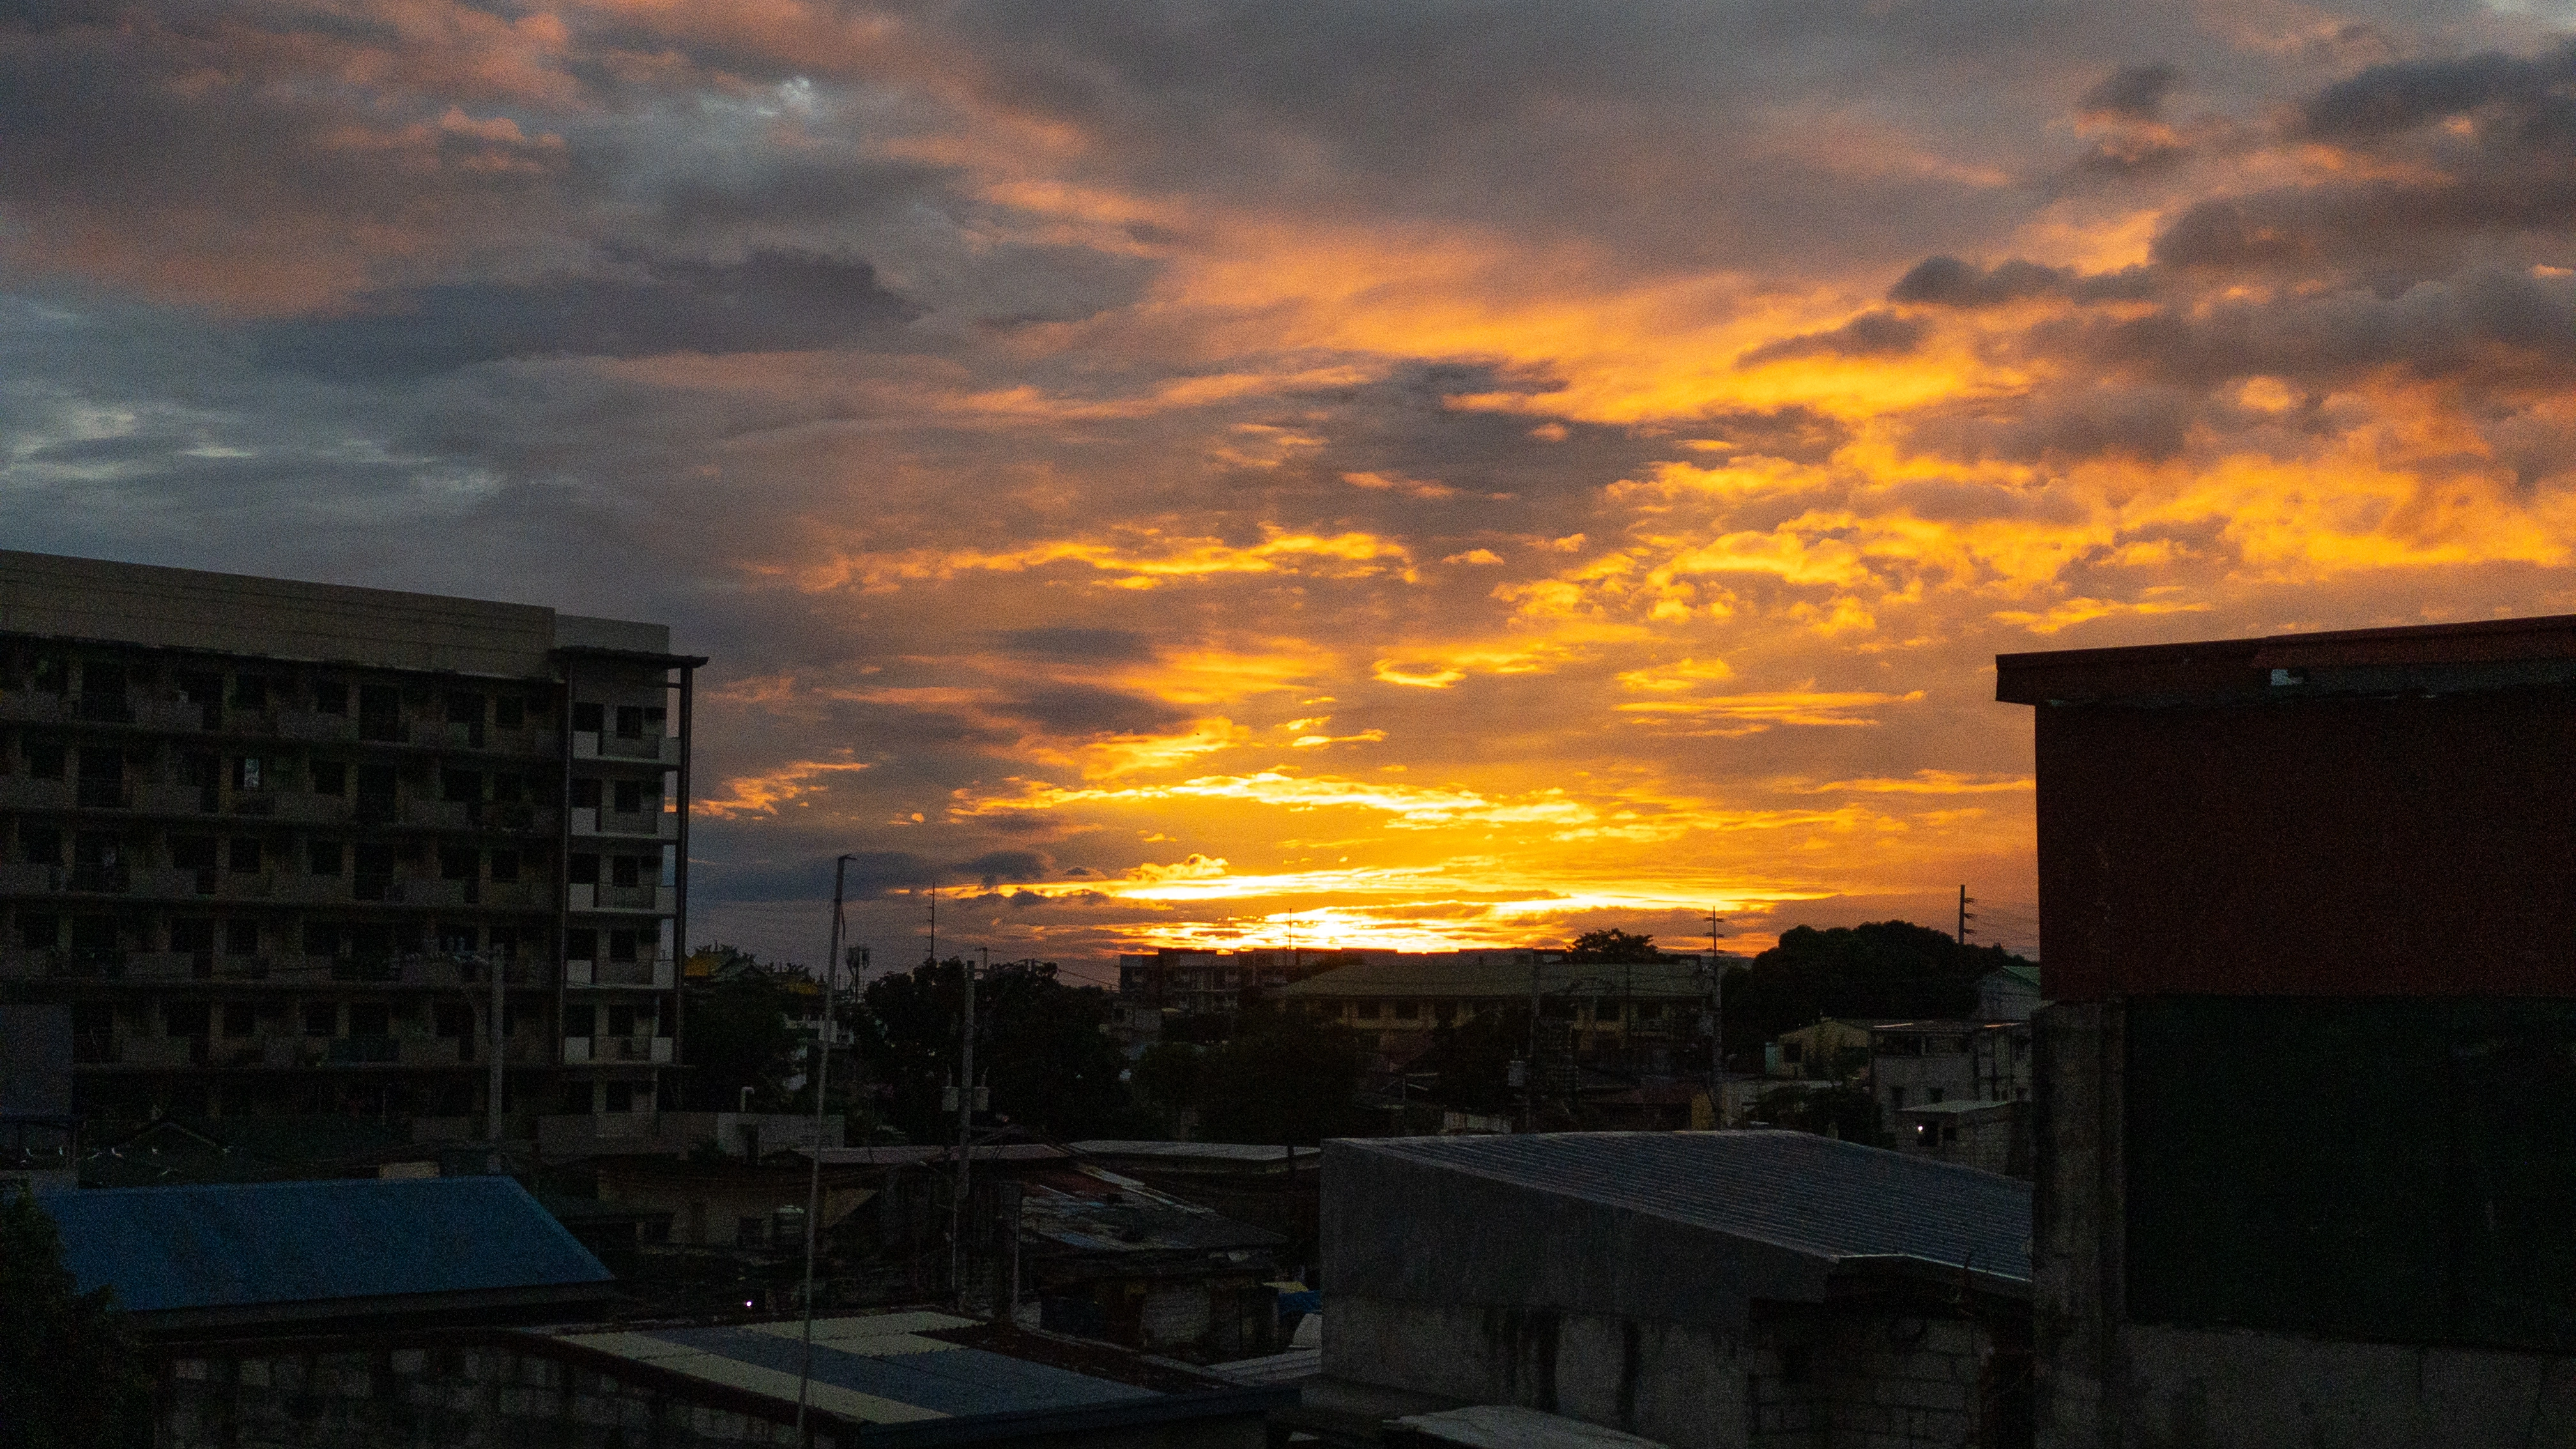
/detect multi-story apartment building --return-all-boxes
[0,551,699,1132]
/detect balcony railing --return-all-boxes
[0,690,70,724]
[568,884,676,914]
[356,712,408,744]
[572,808,679,841]
[0,778,72,811]
[0,864,61,895]
[276,712,356,744]
[565,956,675,988]
[73,694,135,724]
[73,778,129,809]
[326,1036,399,1064]
[571,731,682,764]
[561,1035,674,1065]
[66,862,131,894]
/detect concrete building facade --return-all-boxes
[0,550,699,1131]
[1308,1132,2034,1449]
[2000,617,2576,1447]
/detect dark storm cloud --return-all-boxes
[996,628,1158,661]
[2078,63,2179,120]
[2297,40,2576,142]
[251,251,919,376]
[998,685,1191,737]
[1903,385,2198,467]
[1888,256,2156,309]
[1736,312,1924,367]
[2058,270,2576,388]
[956,850,1048,887]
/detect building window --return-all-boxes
[308,841,342,875]
[571,778,602,809]
[487,926,518,960]
[221,1002,256,1039]
[1392,1000,1419,1020]
[348,1003,389,1038]
[438,925,477,954]
[170,919,215,955]
[494,696,525,729]
[24,738,65,779]
[312,681,348,715]
[225,921,258,956]
[233,756,263,790]
[564,1004,595,1038]
[567,854,600,885]
[439,847,477,881]
[488,848,518,882]
[567,928,599,961]
[615,705,644,739]
[1888,1087,1906,1109]
[230,676,268,711]
[310,760,346,796]
[445,692,483,725]
[613,779,643,813]
[302,1002,337,1037]
[609,930,638,962]
[165,1002,210,1039]
[611,855,641,888]
[440,769,480,803]
[605,1082,634,1113]
[20,825,61,865]
[18,913,57,951]
[1354,1001,1381,1020]
[572,703,604,733]
[228,838,261,874]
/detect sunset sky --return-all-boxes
[10,0,2576,982]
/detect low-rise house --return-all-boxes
[1273,955,1710,1070]
[1892,1099,2025,1177]
[1974,965,2042,1023]
[1764,1018,1886,1080]
[1021,1162,1288,1360]
[591,1151,878,1250]
[1298,1130,2032,1449]
[1867,1020,2031,1117]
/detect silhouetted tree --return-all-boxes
[1568,928,1659,962]
[1720,921,2032,1061]
[1413,1004,1533,1114]
[1193,1008,1370,1146]
[679,949,804,1110]
[858,958,1142,1142]
[0,1185,151,1448]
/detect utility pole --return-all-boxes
[1705,908,1726,1122]
[1523,954,1541,1133]
[949,949,978,1312]
[1957,885,1975,946]
[487,946,507,1147]
[796,854,851,1441]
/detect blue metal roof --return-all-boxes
[43,1175,612,1314]
[1340,1130,2030,1282]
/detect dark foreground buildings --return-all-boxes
[0,549,700,1131]
[2001,616,2576,1446]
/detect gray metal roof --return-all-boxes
[1274,958,1706,1000]
[1339,1130,2029,1284]
[1070,1141,1318,1163]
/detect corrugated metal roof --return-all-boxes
[1341,1131,2029,1282]
[560,1313,1157,1424]
[1070,1141,1317,1164]
[43,1176,611,1314]
[1274,958,1706,1000]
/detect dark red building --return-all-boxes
[2000,615,2576,1448]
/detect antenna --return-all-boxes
[797,854,852,1439]
[1958,885,1975,946]
[928,880,939,967]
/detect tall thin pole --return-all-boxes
[949,950,977,1310]
[1706,908,1725,1116]
[487,947,506,1145]
[796,855,849,1439]
[1958,885,1973,945]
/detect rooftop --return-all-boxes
[42,1176,612,1330]
[1997,613,2576,709]
[551,1311,1287,1444]
[1275,958,1706,1000]
[1070,1140,1319,1166]
[1337,1131,2030,1287]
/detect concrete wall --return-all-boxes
[1328,1295,1756,1447]
[1328,1294,2004,1449]
[159,1338,846,1448]
[2034,1003,2574,1449]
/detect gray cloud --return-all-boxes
[253,251,919,376]
[2079,63,2179,120]
[1737,312,1924,367]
